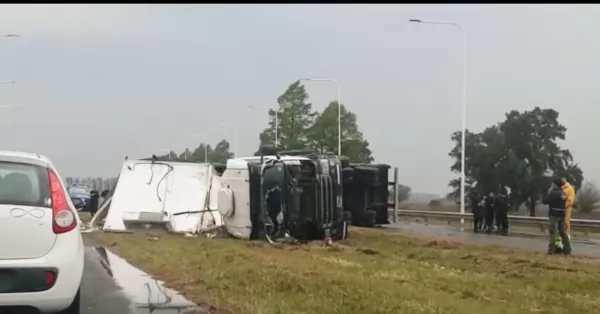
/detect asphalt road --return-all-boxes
[80,236,201,314]
[387,222,600,258]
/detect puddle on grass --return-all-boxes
[92,246,202,314]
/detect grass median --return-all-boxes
[94,227,600,314]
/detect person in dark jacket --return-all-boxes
[494,187,510,235]
[470,192,484,232]
[484,192,495,233]
[88,190,100,217]
[542,178,572,255]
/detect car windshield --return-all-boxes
[69,187,90,196]
[0,161,50,207]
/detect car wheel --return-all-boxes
[55,289,80,314]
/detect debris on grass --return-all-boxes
[93,227,600,314]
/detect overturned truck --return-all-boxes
[266,149,394,228]
[218,146,348,242]
[91,147,394,242]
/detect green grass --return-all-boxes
[94,227,600,314]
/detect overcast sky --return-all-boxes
[0,4,598,195]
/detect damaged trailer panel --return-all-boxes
[100,159,222,233]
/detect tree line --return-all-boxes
[446,107,599,216]
[157,80,375,164]
[157,139,234,164]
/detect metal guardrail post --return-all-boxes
[393,168,398,223]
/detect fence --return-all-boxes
[389,209,600,230]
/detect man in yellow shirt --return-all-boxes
[561,177,576,234]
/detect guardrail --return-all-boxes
[389,209,600,229]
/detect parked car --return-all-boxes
[0,151,84,313]
[68,186,91,212]
[70,196,87,211]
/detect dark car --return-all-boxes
[68,186,91,212]
[70,195,90,211]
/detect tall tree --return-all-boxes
[259,81,316,150]
[448,107,584,216]
[307,101,373,163]
[190,143,210,162]
[209,140,234,164]
[576,181,600,214]
[388,184,411,204]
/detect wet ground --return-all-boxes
[387,222,600,258]
[77,223,599,314]
[81,236,204,314]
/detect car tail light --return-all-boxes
[44,271,56,288]
[48,169,77,234]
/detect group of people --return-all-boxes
[469,177,576,255]
[470,188,510,235]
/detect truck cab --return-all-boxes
[218,149,348,242]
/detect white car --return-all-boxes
[0,151,84,313]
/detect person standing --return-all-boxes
[561,177,576,235]
[494,187,510,235]
[484,192,495,233]
[470,191,484,233]
[543,179,572,255]
[88,190,100,218]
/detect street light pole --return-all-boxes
[219,122,238,158]
[248,105,278,147]
[300,78,342,155]
[409,18,468,220]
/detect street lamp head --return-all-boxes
[302,78,330,82]
[408,19,422,23]
[1,34,20,38]
[0,81,16,84]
